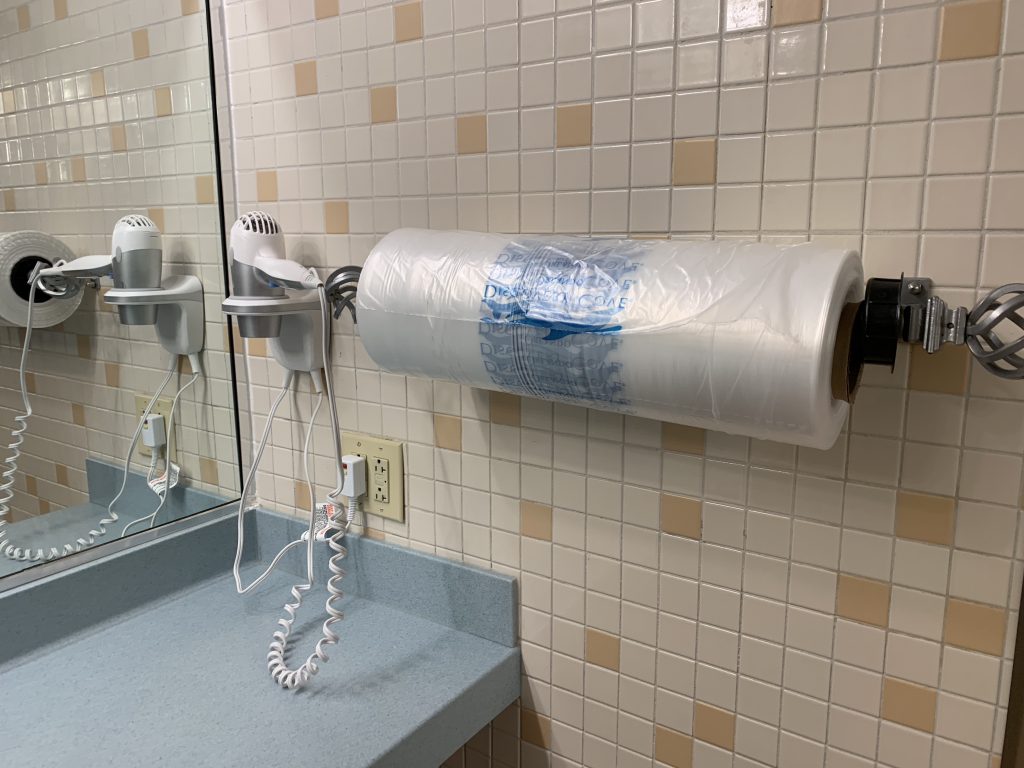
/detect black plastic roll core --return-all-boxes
[10,256,53,304]
[860,277,902,369]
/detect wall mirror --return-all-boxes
[0,0,238,582]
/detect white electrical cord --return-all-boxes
[0,271,178,561]
[120,368,201,536]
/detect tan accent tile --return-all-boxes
[294,60,318,97]
[110,124,127,151]
[53,0,67,20]
[520,501,552,541]
[155,87,172,117]
[457,114,487,154]
[661,493,702,539]
[662,423,705,454]
[694,702,736,751]
[489,392,521,426]
[195,174,216,204]
[256,170,278,202]
[992,756,1001,768]
[673,138,717,186]
[90,70,105,97]
[939,0,1002,61]
[655,725,693,768]
[585,628,620,670]
[908,345,968,395]
[180,0,200,15]
[315,0,339,19]
[247,338,267,357]
[370,85,398,123]
[76,335,92,358]
[38,499,51,515]
[837,573,891,628]
[200,457,219,485]
[364,527,386,541]
[556,104,593,148]
[24,371,36,393]
[881,677,937,733]
[71,403,85,426]
[294,479,311,511]
[895,491,956,546]
[324,200,349,233]
[434,414,462,450]
[772,0,822,26]
[945,598,1007,655]
[2,190,14,212]
[146,207,165,232]
[394,1,423,42]
[25,475,37,496]
[16,5,29,31]
[521,708,550,749]
[71,156,86,182]
[104,363,120,388]
[55,464,68,486]
[132,29,150,59]
[34,162,47,185]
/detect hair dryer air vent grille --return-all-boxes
[120,214,156,229]
[239,211,280,235]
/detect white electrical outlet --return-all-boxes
[134,394,175,459]
[340,432,404,522]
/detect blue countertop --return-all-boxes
[0,510,520,768]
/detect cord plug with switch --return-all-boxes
[142,414,166,450]
[341,454,366,524]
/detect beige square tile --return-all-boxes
[520,708,551,749]
[132,29,150,59]
[253,170,276,202]
[694,702,736,751]
[520,501,552,541]
[673,138,717,186]
[104,363,120,388]
[53,0,67,20]
[662,423,705,454]
[76,335,92,358]
[324,200,349,233]
[180,0,200,15]
[71,156,86,182]
[90,70,105,97]
[55,464,68,486]
[2,190,14,212]
[908,345,969,395]
[200,457,219,485]
[146,207,165,232]
[881,677,937,732]
[773,0,822,26]
[17,5,29,31]
[895,491,956,546]
[71,403,85,426]
[110,124,127,151]
[314,0,339,19]
[837,573,891,627]
[556,104,593,148]
[457,114,487,154]
[661,493,702,539]
[195,175,216,204]
[585,628,621,670]
[434,414,462,450]
[294,61,318,97]
[155,87,172,117]
[939,0,1002,61]
[655,725,693,768]
[294,479,311,511]
[944,598,1007,655]
[370,85,398,123]
[490,392,521,426]
[394,1,423,42]
[34,162,47,185]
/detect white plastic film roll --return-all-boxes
[0,231,83,328]
[357,229,865,448]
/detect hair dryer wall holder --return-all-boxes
[221,292,325,373]
[104,274,205,358]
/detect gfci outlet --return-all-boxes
[134,394,174,459]
[341,432,404,523]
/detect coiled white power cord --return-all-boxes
[0,271,179,561]
[234,283,354,690]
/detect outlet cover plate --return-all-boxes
[341,432,405,523]
[134,394,174,459]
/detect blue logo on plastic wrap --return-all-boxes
[478,239,643,406]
